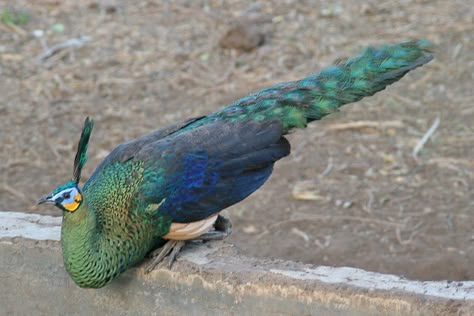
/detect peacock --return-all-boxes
[38,40,433,288]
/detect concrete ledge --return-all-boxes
[1,212,473,315]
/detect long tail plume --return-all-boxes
[215,39,433,133]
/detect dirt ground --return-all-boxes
[1,0,472,281]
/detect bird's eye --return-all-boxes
[63,192,71,199]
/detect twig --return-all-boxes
[319,157,333,178]
[362,190,375,214]
[395,221,423,246]
[412,116,441,159]
[426,157,474,168]
[314,236,331,249]
[291,227,310,242]
[2,22,28,36]
[0,53,24,61]
[291,181,328,201]
[326,120,404,131]
[35,36,91,64]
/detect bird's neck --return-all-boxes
[59,198,159,288]
[61,199,97,249]
[60,200,106,287]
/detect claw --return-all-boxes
[145,240,185,273]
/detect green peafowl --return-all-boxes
[38,40,433,288]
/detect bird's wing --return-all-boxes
[135,119,290,223]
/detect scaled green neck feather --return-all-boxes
[61,198,160,288]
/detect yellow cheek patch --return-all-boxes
[63,193,82,212]
[63,201,79,212]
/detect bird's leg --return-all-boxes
[145,240,185,273]
[165,240,186,268]
[144,215,232,273]
[197,214,232,241]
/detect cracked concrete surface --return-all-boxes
[1,211,473,315]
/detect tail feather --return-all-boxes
[215,39,433,133]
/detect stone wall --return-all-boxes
[1,212,473,315]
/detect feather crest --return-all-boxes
[73,117,94,183]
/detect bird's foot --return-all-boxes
[198,214,232,241]
[144,215,233,273]
[144,240,186,273]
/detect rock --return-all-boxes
[219,20,265,52]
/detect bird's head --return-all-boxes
[38,117,94,213]
[38,180,83,212]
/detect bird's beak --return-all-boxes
[37,193,54,205]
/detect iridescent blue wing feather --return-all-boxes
[136,119,290,222]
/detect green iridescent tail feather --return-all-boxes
[215,39,433,133]
[73,117,94,183]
